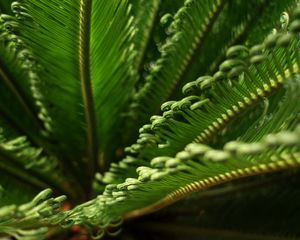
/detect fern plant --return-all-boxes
[0,0,300,239]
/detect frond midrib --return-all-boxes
[124,153,300,220]
[193,63,299,144]
[79,0,98,180]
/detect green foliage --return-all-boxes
[0,0,300,239]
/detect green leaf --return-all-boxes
[4,0,137,184]
[0,15,44,144]
[0,1,300,239]
[64,126,300,228]
[126,0,296,142]
[125,22,300,161]
[0,188,67,240]
[131,0,227,124]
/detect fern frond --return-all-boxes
[0,1,300,239]
[131,0,227,123]
[64,126,300,230]
[0,14,43,142]
[126,0,296,138]
[5,0,137,186]
[0,189,66,240]
[0,141,67,199]
[125,19,300,161]
[93,11,300,192]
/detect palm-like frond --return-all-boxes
[98,13,299,190]
[67,126,300,227]
[0,0,300,239]
[7,0,136,181]
[0,189,66,240]
[124,0,296,140]
[80,11,300,234]
[0,15,43,142]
